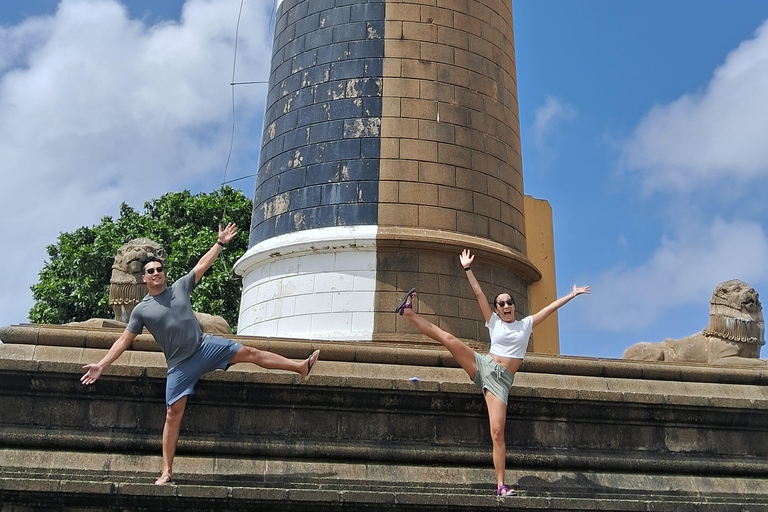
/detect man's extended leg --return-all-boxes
[230,346,319,377]
[156,395,187,485]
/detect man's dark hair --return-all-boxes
[142,255,164,273]
[493,292,515,307]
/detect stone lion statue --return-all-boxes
[623,280,765,366]
[109,238,168,323]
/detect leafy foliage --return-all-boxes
[29,187,252,328]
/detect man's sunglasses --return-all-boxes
[496,300,514,307]
[145,266,164,275]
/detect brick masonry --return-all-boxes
[241,0,541,344]
[250,0,385,247]
[378,0,524,251]
[374,0,532,343]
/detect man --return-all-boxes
[81,222,319,485]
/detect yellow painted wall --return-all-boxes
[524,196,559,354]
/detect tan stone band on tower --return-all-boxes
[375,227,542,283]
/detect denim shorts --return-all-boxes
[473,352,515,405]
[165,335,242,407]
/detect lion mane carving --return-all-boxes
[623,280,765,366]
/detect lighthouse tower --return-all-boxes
[235,0,543,348]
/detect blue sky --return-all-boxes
[1,1,767,359]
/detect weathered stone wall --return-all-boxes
[238,0,542,345]
[379,0,524,250]
[250,0,384,246]
[3,326,768,509]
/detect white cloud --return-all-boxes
[622,18,768,191]
[0,0,272,327]
[580,218,768,332]
[532,95,576,148]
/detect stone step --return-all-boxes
[3,327,768,510]
[3,449,768,511]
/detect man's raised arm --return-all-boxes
[192,222,238,284]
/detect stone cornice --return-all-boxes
[376,227,541,283]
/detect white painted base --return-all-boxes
[233,226,378,340]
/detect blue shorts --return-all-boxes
[165,335,242,407]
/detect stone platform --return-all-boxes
[1,324,768,510]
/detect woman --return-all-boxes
[395,249,589,497]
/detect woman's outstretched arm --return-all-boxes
[531,285,590,327]
[460,249,494,323]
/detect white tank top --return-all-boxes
[485,313,533,360]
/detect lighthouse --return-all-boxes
[235,0,545,349]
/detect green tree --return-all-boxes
[29,187,252,328]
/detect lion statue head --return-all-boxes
[702,279,764,347]
[109,238,167,323]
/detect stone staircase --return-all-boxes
[2,324,768,510]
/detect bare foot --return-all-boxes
[303,349,320,378]
[402,292,416,317]
[155,473,174,485]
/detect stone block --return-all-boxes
[318,5,351,27]
[453,11,481,37]
[384,39,421,59]
[437,63,470,88]
[0,325,39,345]
[381,117,419,138]
[382,58,402,79]
[400,95,438,120]
[379,204,419,227]
[379,138,400,158]
[436,102,472,127]
[381,96,401,117]
[380,158,418,181]
[473,191,500,218]
[456,167,487,194]
[421,41,455,65]
[400,139,437,162]
[438,142,472,169]
[419,119,455,143]
[399,182,438,206]
[437,0,467,13]
[383,77,420,98]
[402,21,437,42]
[0,343,35,360]
[437,25,469,50]
[402,59,437,80]
[419,161,456,186]
[420,79,455,102]
[420,5,454,27]
[419,205,457,231]
[378,180,399,203]
[386,3,421,22]
[39,327,86,348]
[361,137,381,158]
[333,21,367,43]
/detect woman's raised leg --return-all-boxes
[399,291,478,379]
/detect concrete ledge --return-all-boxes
[3,323,768,385]
[4,344,768,410]
[2,346,768,475]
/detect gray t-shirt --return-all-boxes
[127,270,204,369]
